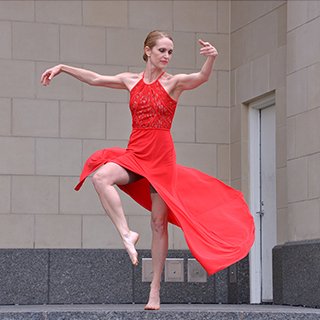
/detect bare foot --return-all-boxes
[144,285,160,310]
[122,231,139,266]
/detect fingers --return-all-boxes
[199,39,206,46]
[199,39,218,57]
[41,68,56,86]
[41,72,50,86]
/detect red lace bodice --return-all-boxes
[129,72,177,129]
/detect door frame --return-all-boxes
[248,94,275,304]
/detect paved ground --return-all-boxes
[1,303,320,314]
[0,304,319,313]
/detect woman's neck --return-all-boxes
[143,65,164,84]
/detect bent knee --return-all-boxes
[92,169,111,189]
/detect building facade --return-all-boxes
[0,1,319,306]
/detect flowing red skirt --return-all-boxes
[75,129,255,275]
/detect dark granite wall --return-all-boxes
[272,239,320,308]
[0,249,249,305]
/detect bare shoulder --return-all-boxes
[160,72,185,101]
[160,72,179,86]
[120,72,143,91]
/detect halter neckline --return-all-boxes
[142,71,165,85]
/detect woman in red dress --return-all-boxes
[41,30,255,310]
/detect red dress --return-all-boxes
[75,72,255,275]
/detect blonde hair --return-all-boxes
[143,30,174,62]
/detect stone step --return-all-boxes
[0,304,320,320]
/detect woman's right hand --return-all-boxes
[41,64,62,86]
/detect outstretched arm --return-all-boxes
[41,64,129,90]
[174,39,218,92]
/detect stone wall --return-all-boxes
[0,1,230,251]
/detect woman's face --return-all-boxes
[147,37,174,69]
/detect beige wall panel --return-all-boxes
[241,177,250,203]
[230,69,236,107]
[162,32,196,70]
[60,177,103,215]
[287,0,308,32]
[0,21,11,59]
[307,0,320,21]
[231,0,285,32]
[169,224,188,250]
[277,3,287,47]
[35,138,82,176]
[308,61,320,110]
[217,71,230,107]
[277,208,288,245]
[36,62,82,101]
[294,108,320,158]
[241,105,249,141]
[242,11,278,64]
[251,54,269,98]
[178,71,217,106]
[83,65,129,103]
[230,105,241,144]
[35,1,82,25]
[235,62,251,104]
[0,176,11,214]
[12,176,59,214]
[171,106,196,143]
[83,215,123,249]
[276,85,287,128]
[286,116,295,161]
[287,157,308,203]
[276,125,287,169]
[230,140,241,180]
[128,1,172,30]
[276,167,287,209]
[241,140,249,179]
[60,25,106,64]
[60,101,106,139]
[0,98,11,136]
[12,99,59,138]
[0,137,35,175]
[196,33,229,71]
[12,22,59,61]
[106,103,132,140]
[35,214,82,248]
[0,1,34,21]
[287,17,320,74]
[0,214,34,248]
[308,153,320,200]
[106,28,147,67]
[230,28,243,70]
[286,68,307,117]
[217,144,230,182]
[82,139,129,165]
[196,107,229,144]
[230,178,241,192]
[127,215,151,250]
[217,0,230,34]
[0,60,35,99]
[269,45,287,91]
[83,1,127,28]
[175,143,217,177]
[288,199,320,241]
[174,1,217,33]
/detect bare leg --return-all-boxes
[92,162,141,265]
[144,191,169,310]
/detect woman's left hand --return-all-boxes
[199,39,218,58]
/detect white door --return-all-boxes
[249,95,277,303]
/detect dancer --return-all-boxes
[41,30,255,310]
